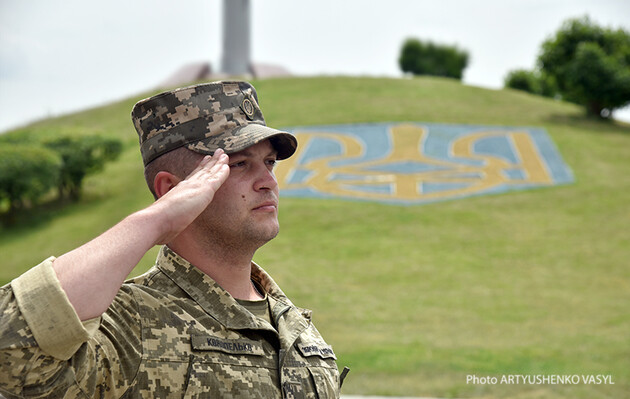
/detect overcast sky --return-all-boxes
[1,0,629,132]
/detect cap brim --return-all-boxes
[186,124,297,160]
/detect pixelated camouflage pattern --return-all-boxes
[131,81,297,166]
[0,247,340,398]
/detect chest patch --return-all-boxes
[296,342,337,360]
[191,335,265,356]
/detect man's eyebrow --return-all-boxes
[231,148,278,158]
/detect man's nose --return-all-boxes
[254,164,278,191]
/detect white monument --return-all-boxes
[221,0,251,75]
[161,0,289,85]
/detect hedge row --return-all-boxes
[0,134,122,219]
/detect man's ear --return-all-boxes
[154,171,181,199]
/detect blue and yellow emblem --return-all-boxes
[276,123,573,205]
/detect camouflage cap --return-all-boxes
[131,81,297,166]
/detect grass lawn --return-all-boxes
[1,76,628,398]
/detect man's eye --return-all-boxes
[267,159,277,168]
[230,161,246,168]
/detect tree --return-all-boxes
[538,16,630,118]
[0,144,61,220]
[399,38,469,80]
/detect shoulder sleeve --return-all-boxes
[1,258,143,398]
[10,257,99,360]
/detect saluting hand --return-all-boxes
[151,149,230,245]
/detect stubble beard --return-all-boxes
[192,208,280,261]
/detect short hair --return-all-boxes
[144,147,204,199]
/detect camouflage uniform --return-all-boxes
[0,246,340,398]
[0,81,344,398]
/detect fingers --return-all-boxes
[198,150,229,182]
[188,149,228,178]
[180,149,230,197]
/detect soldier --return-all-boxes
[0,81,347,398]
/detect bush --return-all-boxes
[399,38,469,80]
[0,130,124,213]
[504,69,557,98]
[0,144,62,217]
[43,135,123,200]
[505,69,541,94]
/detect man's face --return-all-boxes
[192,139,281,250]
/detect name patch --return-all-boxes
[191,335,264,356]
[296,342,337,360]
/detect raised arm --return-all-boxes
[52,150,229,320]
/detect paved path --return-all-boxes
[343,396,438,399]
[1,396,427,399]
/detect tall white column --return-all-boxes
[221,0,251,75]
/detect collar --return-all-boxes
[154,246,307,332]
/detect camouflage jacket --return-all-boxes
[0,246,341,398]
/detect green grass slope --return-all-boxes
[1,76,629,398]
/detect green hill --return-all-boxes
[1,76,629,398]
